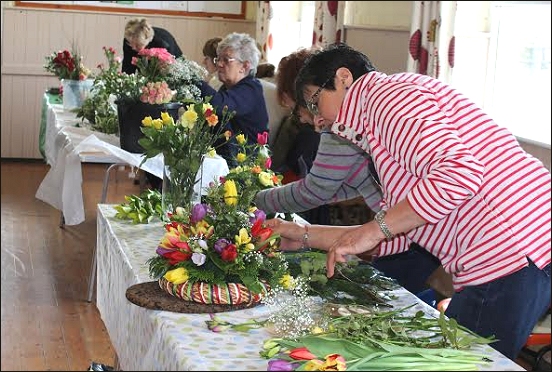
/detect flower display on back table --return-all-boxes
[44,47,91,81]
[115,47,206,105]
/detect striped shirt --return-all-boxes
[255,133,382,214]
[333,71,551,291]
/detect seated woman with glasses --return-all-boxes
[199,32,269,167]
[122,17,182,75]
[201,37,223,91]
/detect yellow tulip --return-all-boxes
[279,274,295,290]
[142,116,153,127]
[152,118,163,130]
[236,134,246,145]
[223,180,238,206]
[160,111,174,125]
[206,148,217,158]
[235,228,251,246]
[181,108,198,129]
[163,267,189,285]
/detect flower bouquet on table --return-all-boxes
[44,45,93,110]
[137,99,234,214]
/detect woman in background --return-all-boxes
[199,32,268,166]
[201,37,223,90]
[122,17,182,74]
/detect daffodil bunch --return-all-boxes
[147,198,292,294]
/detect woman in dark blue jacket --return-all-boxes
[200,32,269,166]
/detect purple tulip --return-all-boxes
[214,238,230,253]
[156,246,173,256]
[191,203,207,224]
[250,209,267,224]
[267,359,297,371]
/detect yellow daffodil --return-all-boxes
[236,133,246,145]
[163,267,189,285]
[223,180,238,206]
[142,116,153,127]
[258,171,274,187]
[236,152,247,163]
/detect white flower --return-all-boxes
[191,252,206,266]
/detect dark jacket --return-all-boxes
[122,27,183,74]
[200,75,269,166]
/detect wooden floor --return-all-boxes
[1,159,141,371]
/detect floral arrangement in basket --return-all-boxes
[147,183,291,305]
[44,46,91,81]
[115,47,206,105]
[145,126,288,305]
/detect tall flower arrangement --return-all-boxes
[138,100,234,212]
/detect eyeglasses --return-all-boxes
[213,56,239,65]
[306,76,333,116]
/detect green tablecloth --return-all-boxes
[39,92,62,159]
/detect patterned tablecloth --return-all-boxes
[95,204,525,371]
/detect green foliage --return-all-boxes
[113,189,163,224]
[284,251,399,307]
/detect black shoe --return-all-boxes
[87,362,115,371]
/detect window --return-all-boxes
[266,1,315,67]
[452,1,551,146]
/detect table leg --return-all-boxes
[59,212,65,228]
[87,245,97,303]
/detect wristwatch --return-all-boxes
[374,210,394,240]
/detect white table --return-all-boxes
[35,98,229,226]
[95,204,525,371]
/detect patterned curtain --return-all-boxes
[256,1,273,63]
[407,1,457,82]
[312,1,345,47]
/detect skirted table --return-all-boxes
[95,204,526,371]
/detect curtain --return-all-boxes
[312,1,345,47]
[256,1,273,63]
[407,1,457,82]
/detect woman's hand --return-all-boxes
[325,223,381,278]
[264,218,304,251]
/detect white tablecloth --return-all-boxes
[95,204,525,371]
[35,100,229,226]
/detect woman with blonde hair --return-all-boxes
[122,17,182,74]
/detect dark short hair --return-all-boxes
[202,37,222,59]
[295,43,377,107]
[256,63,275,79]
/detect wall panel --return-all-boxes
[1,7,254,158]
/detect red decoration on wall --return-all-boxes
[326,1,338,16]
[335,29,341,43]
[409,29,422,60]
[448,36,455,68]
[267,33,273,50]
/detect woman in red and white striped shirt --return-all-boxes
[268,43,551,360]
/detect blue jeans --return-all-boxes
[372,243,441,294]
[445,260,551,360]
